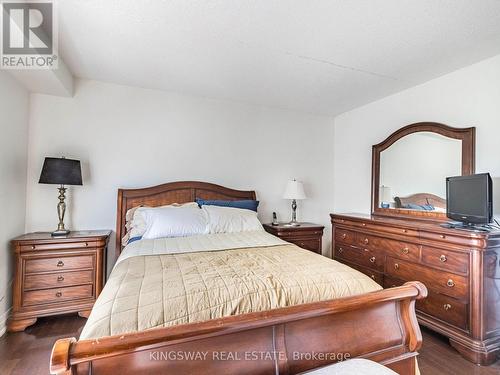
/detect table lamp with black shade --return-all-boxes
[39,157,83,236]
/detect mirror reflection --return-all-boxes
[379,132,462,212]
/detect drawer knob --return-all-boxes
[363,238,369,244]
[85,242,88,247]
[342,233,347,239]
[57,260,64,267]
[403,229,408,233]
[57,276,64,282]
[440,235,446,239]
[369,256,376,263]
[56,292,62,297]
[447,279,455,287]
[338,247,343,253]
[439,255,447,262]
[362,223,366,227]
[401,247,409,255]
[443,303,452,311]
[394,263,400,270]
[370,274,376,280]
[31,245,36,250]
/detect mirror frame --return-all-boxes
[371,122,475,221]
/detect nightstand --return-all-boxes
[8,230,110,332]
[263,223,324,254]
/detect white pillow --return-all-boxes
[123,202,199,245]
[202,205,263,234]
[142,205,208,239]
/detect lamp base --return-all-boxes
[51,229,70,237]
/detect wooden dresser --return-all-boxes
[331,213,500,365]
[263,223,324,254]
[8,231,110,332]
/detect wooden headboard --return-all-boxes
[394,193,446,209]
[115,181,256,255]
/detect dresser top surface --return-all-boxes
[12,230,112,243]
[331,213,500,239]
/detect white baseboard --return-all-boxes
[0,308,11,337]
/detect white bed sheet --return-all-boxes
[116,230,287,266]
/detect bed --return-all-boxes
[394,193,446,212]
[50,181,426,375]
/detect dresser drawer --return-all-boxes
[418,290,468,330]
[24,270,94,291]
[386,257,469,300]
[373,237,420,262]
[384,276,467,330]
[25,255,94,274]
[421,247,469,275]
[335,245,384,272]
[23,284,93,307]
[333,218,418,237]
[339,259,384,286]
[288,238,321,253]
[334,229,356,246]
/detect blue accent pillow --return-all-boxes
[196,198,259,212]
[403,203,435,211]
[127,236,143,244]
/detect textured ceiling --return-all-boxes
[59,0,500,115]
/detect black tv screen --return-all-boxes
[446,173,492,225]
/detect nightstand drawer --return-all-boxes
[25,255,94,274]
[23,284,93,307]
[20,241,99,252]
[24,270,94,290]
[289,238,321,253]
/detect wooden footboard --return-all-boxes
[50,281,427,375]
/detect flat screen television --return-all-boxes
[446,173,493,225]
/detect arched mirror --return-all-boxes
[372,122,475,221]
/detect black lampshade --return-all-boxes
[39,157,83,186]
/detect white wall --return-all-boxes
[26,79,335,270]
[380,132,461,201]
[0,71,29,336]
[334,54,500,218]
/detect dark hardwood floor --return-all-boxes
[0,315,499,374]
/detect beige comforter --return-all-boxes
[80,239,381,339]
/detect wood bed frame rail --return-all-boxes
[51,281,427,375]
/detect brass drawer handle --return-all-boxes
[57,260,64,267]
[362,223,366,227]
[439,255,447,262]
[440,235,446,239]
[31,245,36,250]
[402,229,408,233]
[56,292,62,298]
[57,276,64,282]
[342,233,347,239]
[394,263,399,270]
[447,279,455,287]
[369,256,376,263]
[443,303,452,311]
[401,247,409,255]
[363,238,369,244]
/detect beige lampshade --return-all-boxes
[283,179,307,200]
